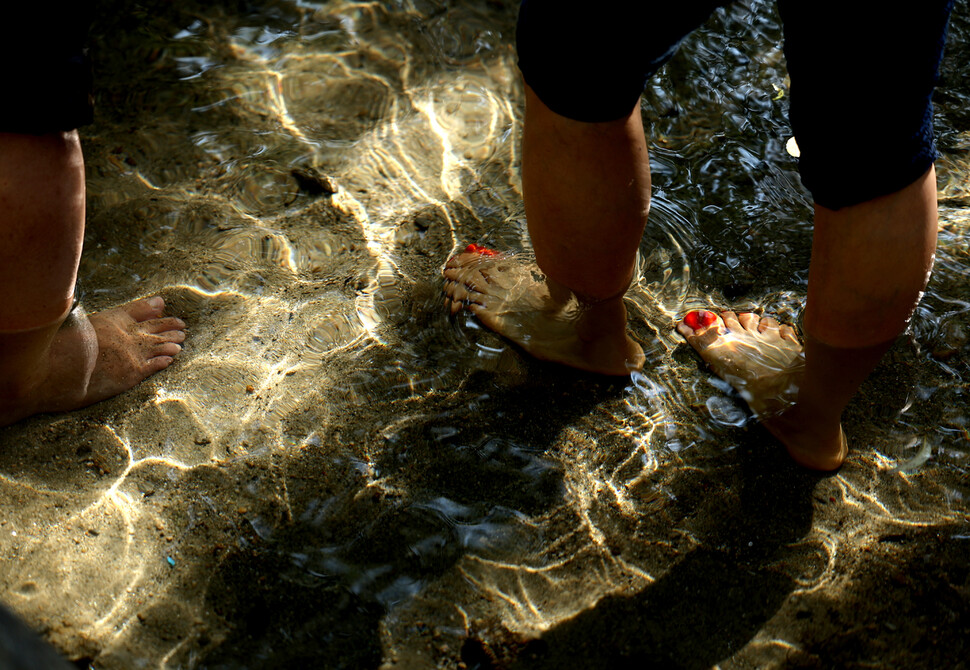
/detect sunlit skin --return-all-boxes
[445,86,939,471]
[443,85,648,377]
[0,131,187,428]
[443,245,644,376]
[679,168,937,471]
[677,310,806,421]
[676,310,848,469]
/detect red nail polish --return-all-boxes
[464,243,498,257]
[684,310,717,330]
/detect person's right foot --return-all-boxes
[443,245,644,376]
[0,297,186,427]
[677,309,847,471]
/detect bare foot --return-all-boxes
[0,297,186,427]
[443,245,644,376]
[677,310,848,471]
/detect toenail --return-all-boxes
[149,297,164,310]
[464,243,498,257]
[684,310,717,330]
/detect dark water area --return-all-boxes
[1,1,968,668]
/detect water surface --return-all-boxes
[1,0,968,668]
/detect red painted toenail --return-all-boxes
[684,310,717,330]
[464,243,498,257]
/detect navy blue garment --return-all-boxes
[778,0,954,209]
[0,4,95,133]
[516,0,955,209]
[516,0,731,123]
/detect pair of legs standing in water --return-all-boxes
[445,1,953,471]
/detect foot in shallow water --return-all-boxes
[443,245,644,376]
[1,298,186,427]
[677,309,848,471]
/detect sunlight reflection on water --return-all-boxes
[0,0,968,667]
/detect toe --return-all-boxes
[445,254,473,270]
[692,326,722,348]
[676,321,695,338]
[442,276,460,299]
[758,316,780,334]
[680,309,719,334]
[678,317,721,349]
[144,317,186,334]
[779,324,799,343]
[152,341,183,358]
[445,251,493,271]
[446,290,467,315]
[720,311,741,331]
[444,279,485,314]
[145,356,175,373]
[157,329,187,344]
[125,297,166,322]
[443,276,481,305]
[444,267,492,296]
[463,269,493,294]
[448,281,483,307]
[477,267,498,285]
[442,266,476,286]
[737,312,760,332]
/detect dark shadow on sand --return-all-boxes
[507,431,821,670]
[196,366,625,668]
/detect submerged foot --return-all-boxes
[677,309,847,471]
[1,297,186,426]
[443,245,643,376]
[47,297,187,409]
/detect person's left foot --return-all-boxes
[677,309,847,471]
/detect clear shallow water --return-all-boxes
[1,0,968,668]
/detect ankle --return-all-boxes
[771,402,842,444]
[577,294,630,343]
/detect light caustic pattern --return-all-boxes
[1,1,969,667]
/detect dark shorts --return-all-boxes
[0,4,94,134]
[517,0,955,209]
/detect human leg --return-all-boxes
[678,1,952,469]
[0,132,186,428]
[679,169,938,470]
[0,1,187,428]
[444,86,648,375]
[444,0,728,374]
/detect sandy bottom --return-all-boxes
[1,341,969,669]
